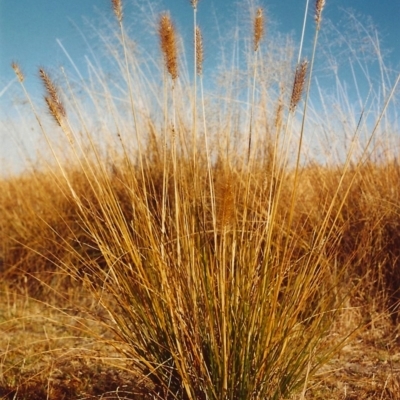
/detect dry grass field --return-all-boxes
[1,0,400,398]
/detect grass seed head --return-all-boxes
[190,0,199,9]
[195,25,204,76]
[11,62,24,83]
[290,59,308,112]
[254,8,265,52]
[39,68,66,125]
[44,96,64,127]
[159,13,179,81]
[315,0,326,28]
[112,0,123,23]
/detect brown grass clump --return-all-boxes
[2,161,400,399]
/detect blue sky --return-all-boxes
[1,0,399,94]
[0,0,399,172]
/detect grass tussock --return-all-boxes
[1,0,400,398]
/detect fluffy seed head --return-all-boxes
[112,0,123,22]
[195,25,203,76]
[190,0,199,9]
[315,0,325,28]
[11,62,24,82]
[159,13,178,81]
[290,59,308,112]
[254,8,265,52]
[39,68,66,124]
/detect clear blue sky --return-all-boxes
[0,0,399,172]
[1,0,399,94]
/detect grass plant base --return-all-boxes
[1,283,399,399]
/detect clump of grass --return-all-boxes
[30,1,346,398]
[2,0,400,398]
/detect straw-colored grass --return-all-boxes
[1,0,400,398]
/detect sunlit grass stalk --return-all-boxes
[36,68,128,254]
[294,0,325,169]
[286,0,325,247]
[58,67,139,227]
[275,0,309,175]
[111,0,148,200]
[159,12,181,265]
[38,67,115,220]
[247,7,264,163]
[297,0,310,63]
[241,7,265,265]
[196,25,218,245]
[191,0,199,169]
[11,63,79,201]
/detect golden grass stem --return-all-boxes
[286,0,326,258]
[192,7,200,175]
[297,0,310,63]
[11,63,78,200]
[248,8,265,163]
[111,0,152,229]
